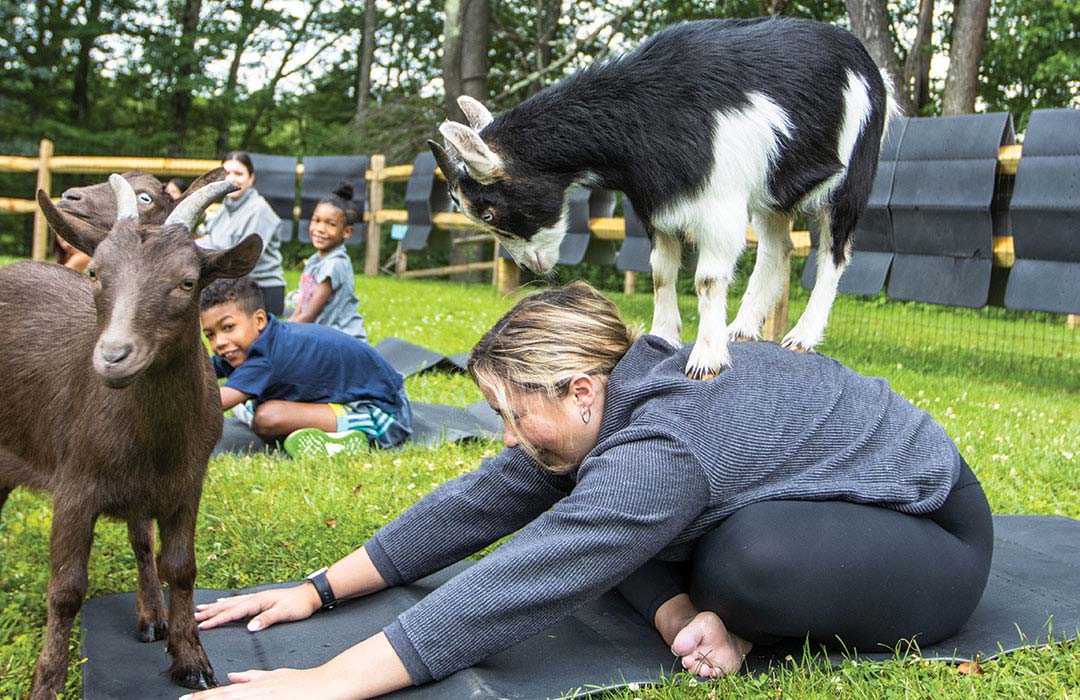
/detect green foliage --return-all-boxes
[0,274,1077,699]
[980,0,1080,130]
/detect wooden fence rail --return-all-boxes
[1,139,1073,333]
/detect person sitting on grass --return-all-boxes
[288,180,368,341]
[165,177,188,201]
[196,151,288,316]
[200,275,410,455]
[186,281,993,700]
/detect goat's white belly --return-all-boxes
[652,93,791,242]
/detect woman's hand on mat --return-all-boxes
[194,584,321,632]
[179,667,342,700]
[670,611,753,678]
[179,632,412,700]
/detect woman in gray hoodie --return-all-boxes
[188,281,993,700]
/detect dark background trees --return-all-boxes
[0,0,1075,164]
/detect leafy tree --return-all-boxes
[979,0,1080,130]
[941,0,991,114]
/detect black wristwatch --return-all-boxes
[306,567,338,610]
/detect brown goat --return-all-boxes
[56,167,226,229]
[0,175,261,700]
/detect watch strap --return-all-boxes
[306,568,337,610]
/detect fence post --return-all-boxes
[364,154,385,276]
[1068,314,1078,330]
[31,138,54,261]
[761,259,791,342]
[495,253,519,295]
[623,271,637,295]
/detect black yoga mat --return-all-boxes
[212,338,491,455]
[80,514,1080,700]
[212,401,501,456]
[373,337,469,376]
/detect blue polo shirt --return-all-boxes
[213,315,404,415]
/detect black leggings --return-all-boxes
[618,460,994,649]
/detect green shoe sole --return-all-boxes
[283,428,371,458]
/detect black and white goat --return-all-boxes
[430,16,893,378]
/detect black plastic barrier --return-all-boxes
[1004,109,1080,314]
[886,112,1015,308]
[615,198,652,273]
[802,116,909,295]
[403,150,452,252]
[556,187,618,265]
[297,155,369,245]
[249,153,299,243]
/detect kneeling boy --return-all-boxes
[200,277,411,455]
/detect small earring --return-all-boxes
[580,407,591,424]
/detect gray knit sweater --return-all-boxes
[364,337,961,684]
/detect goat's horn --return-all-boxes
[109,174,139,221]
[164,180,239,230]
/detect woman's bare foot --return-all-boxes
[670,611,752,678]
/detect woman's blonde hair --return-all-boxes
[468,281,640,466]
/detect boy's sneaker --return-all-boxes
[284,428,370,458]
[231,400,255,427]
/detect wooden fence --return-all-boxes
[2,140,1074,334]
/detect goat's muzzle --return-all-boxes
[93,339,150,389]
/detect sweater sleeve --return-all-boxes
[382,429,710,684]
[364,447,574,587]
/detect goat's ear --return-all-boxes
[175,167,226,206]
[36,189,109,256]
[457,95,494,131]
[428,140,464,189]
[439,121,505,185]
[200,233,263,283]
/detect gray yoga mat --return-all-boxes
[79,514,1080,700]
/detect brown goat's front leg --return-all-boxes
[157,503,217,690]
[0,486,10,518]
[29,499,98,700]
[127,519,167,642]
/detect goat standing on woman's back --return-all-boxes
[430,16,894,378]
[0,175,261,700]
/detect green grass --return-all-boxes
[1,272,1078,699]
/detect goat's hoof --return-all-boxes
[780,338,814,354]
[729,331,757,343]
[173,664,218,690]
[685,364,724,381]
[138,620,168,643]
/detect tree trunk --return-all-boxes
[71,0,103,125]
[845,0,913,115]
[460,0,490,101]
[169,0,203,156]
[354,0,378,120]
[941,0,991,115]
[902,0,934,114]
[442,0,465,122]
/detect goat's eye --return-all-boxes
[137,192,152,205]
[179,279,196,291]
[481,210,495,223]
[86,268,97,280]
